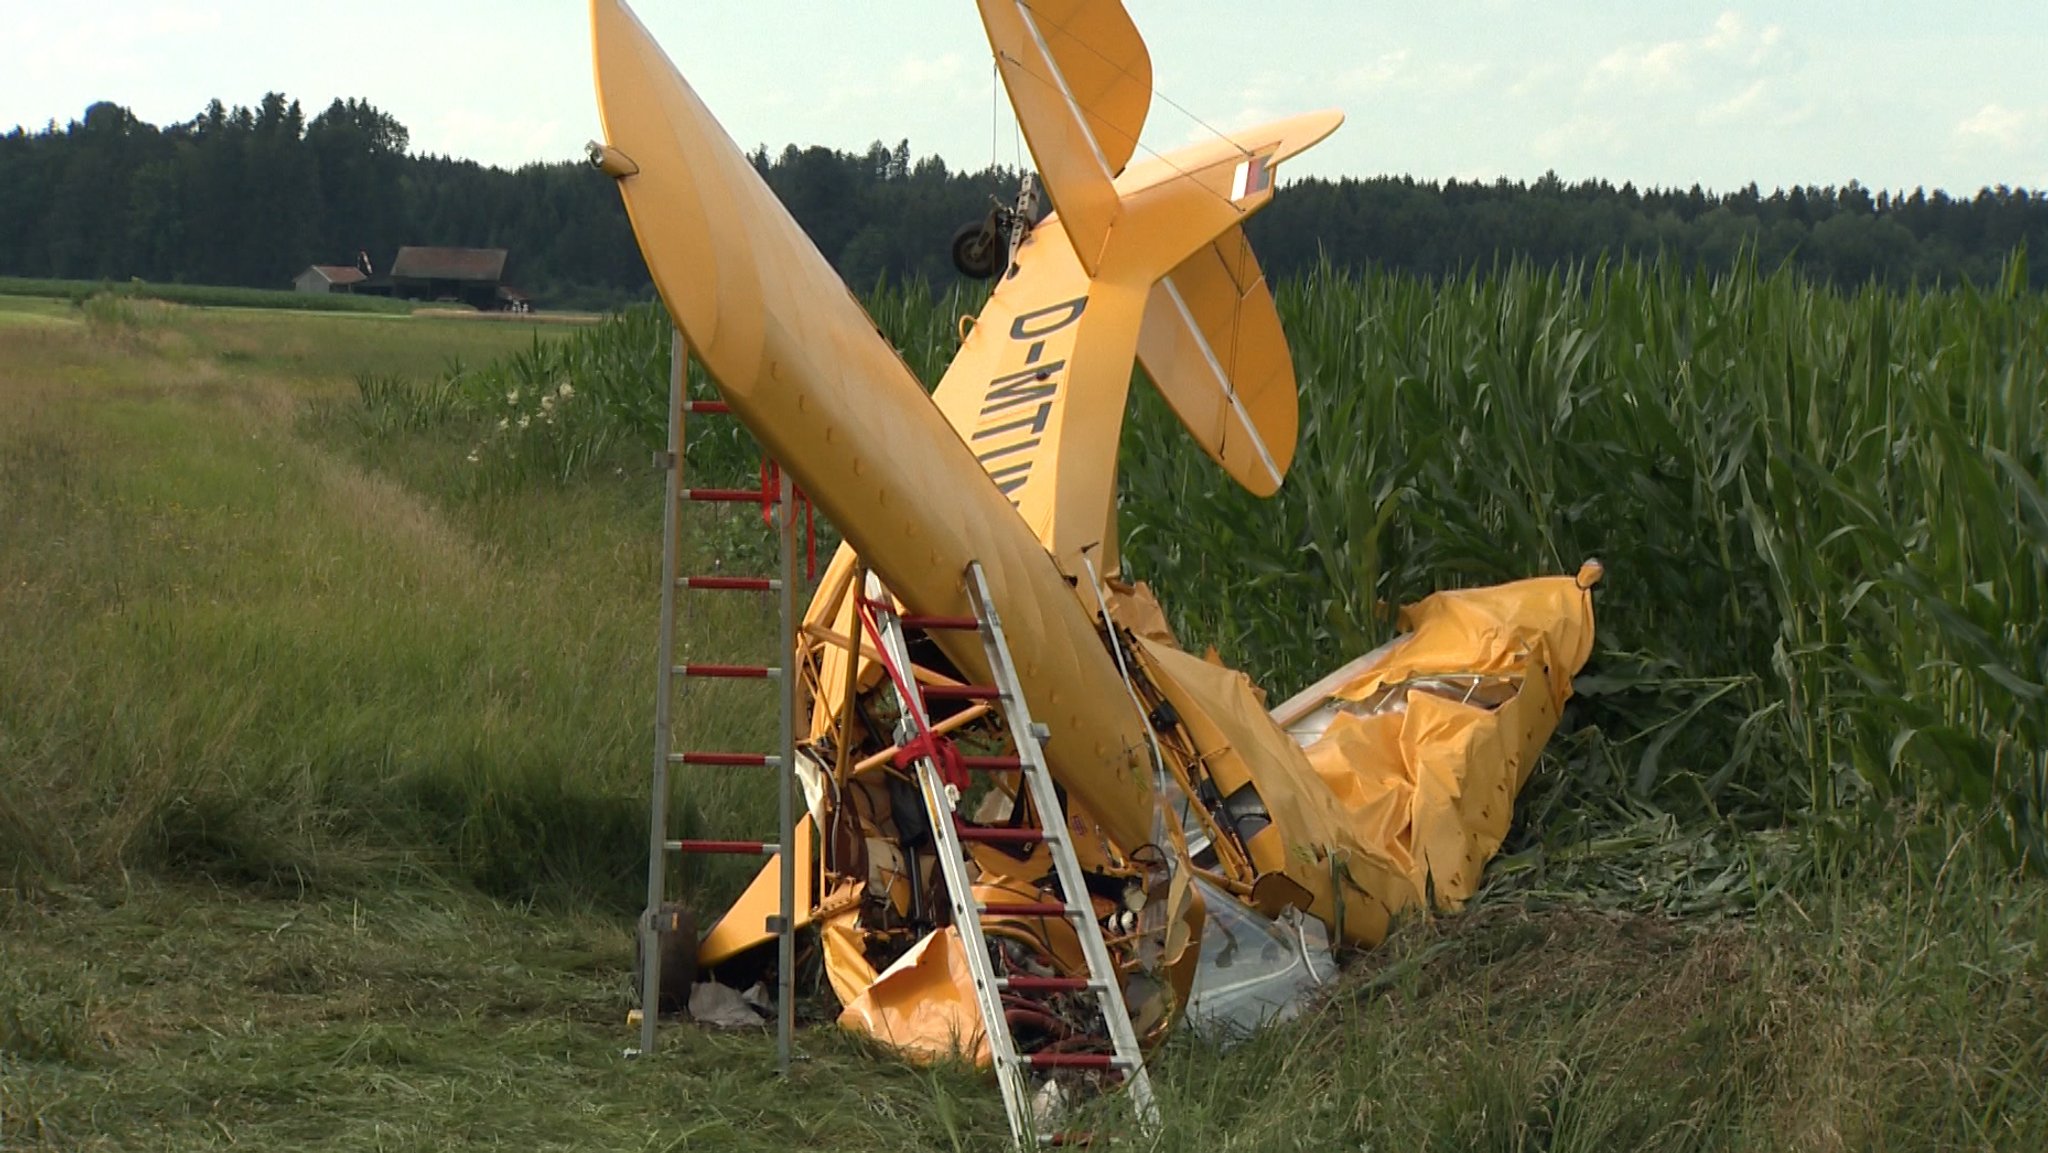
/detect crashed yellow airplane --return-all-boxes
[592,0,1597,1106]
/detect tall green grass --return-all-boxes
[1118,251,2046,869]
[423,284,983,489]
[0,301,737,911]
[437,253,2047,874]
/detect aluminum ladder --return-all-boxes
[630,325,798,1074]
[857,561,1158,1146]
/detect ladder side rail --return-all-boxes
[637,325,689,1057]
[774,466,798,1076]
[857,575,1036,1146]
[964,562,1161,1132]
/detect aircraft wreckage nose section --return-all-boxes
[588,0,1602,1102]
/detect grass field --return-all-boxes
[3,282,2046,1150]
[0,276,421,315]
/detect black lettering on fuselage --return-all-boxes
[981,361,1064,417]
[973,294,1089,506]
[1010,297,1087,340]
[975,438,1039,463]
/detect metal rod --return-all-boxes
[830,562,866,792]
[683,575,781,592]
[1080,554,1181,861]
[775,464,798,1076]
[848,703,994,775]
[638,324,687,1057]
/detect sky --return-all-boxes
[4,1,2045,195]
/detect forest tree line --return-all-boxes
[3,95,2044,308]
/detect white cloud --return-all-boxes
[1955,103,2031,151]
[1701,79,1769,126]
[1702,11,1785,65]
[1436,62,1493,93]
[1588,10,1788,95]
[424,110,565,166]
[1702,11,1747,53]
[1590,40,1687,89]
[1532,113,1622,162]
[892,52,967,94]
[144,3,222,38]
[1337,50,1409,93]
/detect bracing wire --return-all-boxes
[1026,0,1255,162]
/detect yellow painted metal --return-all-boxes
[1137,226,1296,496]
[591,0,1604,1061]
[591,0,1157,852]
[990,0,1152,176]
[928,215,1143,572]
[839,926,992,1064]
[697,815,817,968]
[978,0,1131,273]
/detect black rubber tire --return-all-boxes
[951,220,1001,280]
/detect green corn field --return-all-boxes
[436,249,2047,875]
[1127,251,2047,872]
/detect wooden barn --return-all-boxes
[293,265,366,294]
[388,246,509,309]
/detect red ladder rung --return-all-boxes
[670,751,780,767]
[682,575,780,592]
[955,825,1043,846]
[667,839,778,855]
[683,399,731,414]
[923,683,1001,702]
[680,487,760,503]
[675,663,780,679]
[980,901,1071,918]
[1027,1053,1118,1070]
[960,754,1023,771]
[899,614,980,632]
[1000,975,1093,994]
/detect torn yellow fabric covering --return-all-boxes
[1306,570,1597,909]
[1136,638,1408,945]
[1324,659,1556,905]
[819,901,876,1011]
[1337,565,1599,706]
[1136,569,1598,939]
[837,928,989,1065]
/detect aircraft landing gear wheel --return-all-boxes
[951,217,1002,280]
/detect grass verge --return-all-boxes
[0,276,419,315]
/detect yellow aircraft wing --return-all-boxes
[590,0,1158,851]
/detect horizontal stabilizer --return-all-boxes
[1137,228,1297,495]
[979,0,1152,275]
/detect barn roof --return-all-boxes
[390,246,508,282]
[307,265,366,285]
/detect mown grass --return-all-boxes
[0,294,776,915]
[5,848,2043,1150]
[0,275,419,315]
